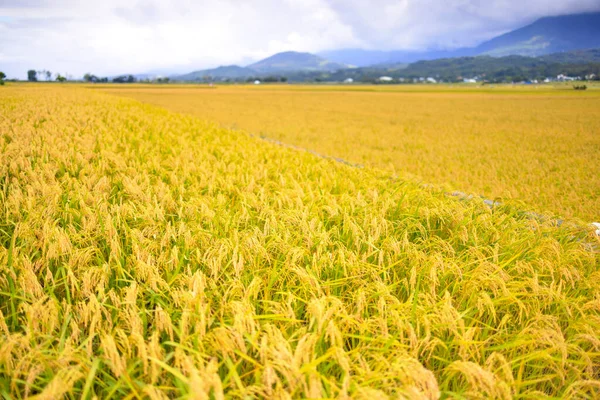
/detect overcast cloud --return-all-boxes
[1,0,599,79]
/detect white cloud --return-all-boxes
[0,0,599,79]
[0,0,362,78]
[324,0,600,49]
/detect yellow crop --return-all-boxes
[102,84,600,222]
[0,85,599,399]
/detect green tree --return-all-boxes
[83,73,99,82]
[0,71,5,86]
[55,74,67,82]
[112,75,136,83]
[27,70,37,81]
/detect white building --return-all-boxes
[378,76,393,82]
[463,78,477,83]
[557,74,576,81]
[344,78,354,83]
[426,77,437,83]
[254,80,261,85]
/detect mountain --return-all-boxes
[175,65,255,81]
[319,12,600,66]
[385,48,600,81]
[169,47,600,84]
[474,12,600,57]
[263,48,600,83]
[172,52,350,81]
[319,48,474,67]
[541,48,600,64]
[171,11,600,83]
[247,51,349,73]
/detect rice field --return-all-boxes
[100,84,600,222]
[0,84,599,399]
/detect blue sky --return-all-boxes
[1,0,599,79]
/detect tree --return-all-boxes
[112,75,136,83]
[55,74,67,82]
[27,70,38,82]
[83,73,99,83]
[45,71,52,81]
[0,71,5,86]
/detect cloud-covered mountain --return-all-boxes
[247,51,349,73]
[473,12,600,56]
[170,12,600,82]
[320,12,600,66]
[173,51,350,81]
[175,65,256,81]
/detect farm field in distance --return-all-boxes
[100,83,600,222]
[0,84,599,398]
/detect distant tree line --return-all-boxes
[252,76,288,83]
[185,75,288,83]
[112,75,136,83]
[395,56,600,83]
[137,77,170,83]
[26,70,69,82]
[83,73,170,84]
[83,73,110,83]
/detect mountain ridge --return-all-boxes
[319,12,600,66]
[475,12,600,57]
[173,51,350,81]
[171,48,600,82]
[176,65,256,81]
[169,12,600,81]
[247,51,348,73]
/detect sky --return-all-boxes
[1,0,600,79]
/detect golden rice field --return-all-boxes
[0,84,599,399]
[100,84,600,222]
